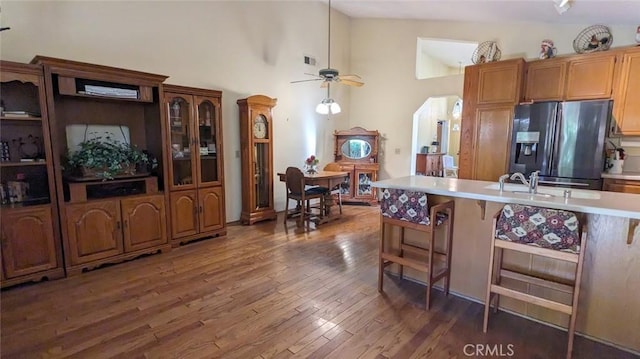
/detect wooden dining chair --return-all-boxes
[283,167,328,227]
[323,162,344,214]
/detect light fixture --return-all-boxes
[316,83,341,115]
[553,0,571,14]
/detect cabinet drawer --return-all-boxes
[602,179,640,194]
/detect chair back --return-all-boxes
[285,167,305,196]
[323,162,341,172]
[442,155,454,168]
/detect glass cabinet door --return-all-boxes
[167,94,196,189]
[356,170,374,198]
[195,97,221,185]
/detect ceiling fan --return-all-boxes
[291,0,364,88]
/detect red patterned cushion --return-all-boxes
[380,188,447,226]
[496,204,580,253]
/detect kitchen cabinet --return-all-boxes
[65,194,167,270]
[333,127,379,205]
[476,59,524,105]
[164,85,226,245]
[416,153,444,176]
[524,58,567,102]
[612,47,640,135]
[0,61,64,288]
[1,206,57,279]
[602,178,640,194]
[459,59,524,180]
[473,106,514,181]
[565,52,616,100]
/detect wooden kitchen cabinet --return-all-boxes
[612,47,640,135]
[473,106,514,181]
[524,58,567,102]
[459,59,523,180]
[121,195,167,252]
[602,178,640,194]
[476,59,524,105]
[565,52,616,100]
[1,206,57,279]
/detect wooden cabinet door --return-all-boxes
[199,187,224,232]
[565,53,616,100]
[603,179,640,194]
[1,207,57,278]
[524,59,566,101]
[473,106,514,181]
[612,49,640,135]
[170,190,198,238]
[354,169,376,200]
[476,59,524,105]
[121,195,167,252]
[66,201,122,265]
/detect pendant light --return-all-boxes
[316,0,341,115]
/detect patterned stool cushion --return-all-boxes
[496,204,580,253]
[380,188,447,226]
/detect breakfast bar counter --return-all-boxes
[372,176,640,353]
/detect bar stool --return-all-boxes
[483,204,587,359]
[378,188,455,310]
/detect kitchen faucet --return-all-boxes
[510,171,540,194]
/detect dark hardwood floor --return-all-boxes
[1,206,637,358]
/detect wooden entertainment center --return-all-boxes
[0,56,228,286]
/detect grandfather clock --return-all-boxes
[237,95,277,225]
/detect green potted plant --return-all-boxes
[66,135,157,180]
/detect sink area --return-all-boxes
[484,183,601,200]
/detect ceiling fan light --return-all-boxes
[329,102,341,114]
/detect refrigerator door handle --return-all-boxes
[548,104,562,175]
[538,180,590,187]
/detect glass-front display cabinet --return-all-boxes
[164,85,226,245]
[333,127,380,205]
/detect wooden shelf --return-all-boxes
[0,161,47,167]
[1,199,50,209]
[1,116,42,122]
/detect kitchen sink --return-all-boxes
[484,183,601,200]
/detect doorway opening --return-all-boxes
[410,95,462,175]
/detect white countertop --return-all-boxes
[601,172,640,180]
[372,176,640,219]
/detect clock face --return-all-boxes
[253,115,268,139]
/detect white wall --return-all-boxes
[348,18,637,179]
[0,1,353,221]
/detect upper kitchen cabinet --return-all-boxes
[476,59,525,105]
[524,58,567,102]
[612,47,640,135]
[565,52,616,100]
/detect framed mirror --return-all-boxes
[341,139,372,159]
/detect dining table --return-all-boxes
[277,170,349,225]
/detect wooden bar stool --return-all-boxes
[483,204,587,359]
[378,188,455,310]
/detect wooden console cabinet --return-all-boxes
[0,61,64,288]
[32,56,171,275]
[416,153,444,176]
[333,127,379,205]
[163,85,226,245]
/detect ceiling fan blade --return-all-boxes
[338,74,362,80]
[338,78,364,87]
[291,78,324,84]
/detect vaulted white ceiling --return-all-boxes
[330,0,640,25]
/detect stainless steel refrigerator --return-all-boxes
[508,100,611,190]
